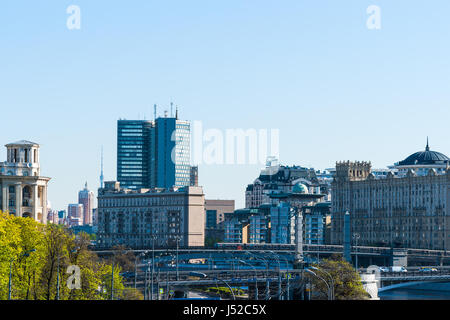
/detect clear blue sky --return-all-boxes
[1,1,450,210]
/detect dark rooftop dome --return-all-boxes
[398,139,450,166]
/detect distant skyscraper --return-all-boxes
[58,210,67,225]
[78,182,95,225]
[155,115,191,189]
[68,203,83,227]
[190,166,198,186]
[117,120,154,189]
[116,109,191,190]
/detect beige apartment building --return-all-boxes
[97,182,205,248]
[332,142,450,250]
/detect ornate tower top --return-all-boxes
[1,140,41,176]
[335,161,372,182]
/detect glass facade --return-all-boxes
[117,117,191,190]
[206,210,218,229]
[155,117,191,189]
[117,120,154,189]
[270,204,292,244]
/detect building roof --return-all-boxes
[292,183,308,194]
[398,139,449,166]
[5,140,39,147]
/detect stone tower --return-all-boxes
[335,161,372,182]
[0,140,51,223]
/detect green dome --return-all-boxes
[292,183,308,194]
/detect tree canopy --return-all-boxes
[305,255,370,300]
[0,211,134,300]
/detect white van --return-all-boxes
[390,266,407,272]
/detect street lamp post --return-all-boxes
[215,278,236,301]
[175,236,181,281]
[245,251,270,300]
[134,251,146,289]
[237,259,259,300]
[309,266,334,300]
[305,268,332,300]
[151,236,157,300]
[110,261,115,300]
[353,233,360,270]
[144,262,150,300]
[8,249,36,300]
[277,254,291,300]
[266,251,282,300]
[56,255,60,300]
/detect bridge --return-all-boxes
[123,268,306,300]
[95,243,450,299]
[357,266,450,298]
[94,243,450,268]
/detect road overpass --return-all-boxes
[93,244,450,267]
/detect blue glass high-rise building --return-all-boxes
[117,113,191,190]
[155,117,191,189]
[117,120,154,190]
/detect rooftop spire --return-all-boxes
[426,137,430,151]
[100,146,104,189]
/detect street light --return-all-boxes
[272,252,291,300]
[353,233,360,270]
[237,259,259,300]
[151,235,157,300]
[110,260,115,300]
[175,236,181,281]
[134,251,147,289]
[309,266,334,300]
[245,251,270,300]
[305,268,332,300]
[266,251,282,300]
[8,249,36,300]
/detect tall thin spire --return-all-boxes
[175,106,178,120]
[426,137,430,151]
[170,102,174,117]
[100,146,104,189]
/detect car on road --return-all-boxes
[390,266,407,272]
[378,267,390,273]
[418,267,438,272]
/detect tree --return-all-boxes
[107,245,136,272]
[39,223,73,300]
[0,212,128,300]
[0,211,22,299]
[306,255,370,300]
[205,237,221,248]
[11,216,46,300]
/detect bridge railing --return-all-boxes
[124,269,304,286]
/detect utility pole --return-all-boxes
[176,236,180,281]
[353,233,360,270]
[110,261,114,300]
[56,254,61,300]
[9,249,36,300]
[8,259,13,300]
[343,211,351,263]
[151,236,155,300]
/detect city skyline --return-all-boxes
[1,1,450,210]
